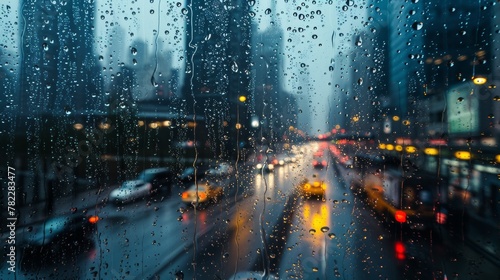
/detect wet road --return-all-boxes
[5,142,499,280]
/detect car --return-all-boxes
[21,213,99,262]
[299,174,326,198]
[181,181,223,205]
[179,165,208,183]
[109,167,173,204]
[312,156,327,169]
[205,162,234,177]
[255,162,275,173]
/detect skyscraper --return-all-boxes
[20,0,102,115]
[181,0,252,157]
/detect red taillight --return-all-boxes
[182,192,189,199]
[312,160,318,165]
[395,241,406,260]
[395,210,407,223]
[322,160,327,166]
[88,215,99,224]
[436,212,447,224]
[198,192,207,199]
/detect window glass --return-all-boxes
[1,0,499,279]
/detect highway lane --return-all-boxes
[10,142,499,279]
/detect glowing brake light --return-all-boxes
[88,215,99,224]
[436,212,447,224]
[182,192,189,199]
[394,241,406,260]
[395,210,407,223]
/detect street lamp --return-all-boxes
[472,75,487,85]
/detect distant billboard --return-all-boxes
[447,83,479,135]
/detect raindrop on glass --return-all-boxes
[412,22,423,30]
[231,61,239,72]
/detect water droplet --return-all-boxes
[181,8,188,15]
[457,97,464,102]
[265,8,272,15]
[346,0,354,6]
[357,78,363,85]
[150,9,155,14]
[309,229,316,234]
[151,76,158,87]
[205,34,211,41]
[321,226,329,232]
[248,0,255,6]
[328,233,336,239]
[231,61,239,72]
[298,14,305,20]
[342,5,348,11]
[412,22,423,30]
[312,267,319,272]
[355,36,362,46]
[131,47,138,55]
[98,55,104,61]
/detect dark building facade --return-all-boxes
[421,0,495,143]
[181,0,252,158]
[20,0,103,115]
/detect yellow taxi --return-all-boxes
[299,175,326,198]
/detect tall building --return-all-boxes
[251,14,297,143]
[422,0,495,143]
[182,0,251,106]
[181,0,252,157]
[386,0,425,139]
[20,0,103,115]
